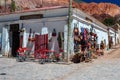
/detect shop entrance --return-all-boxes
[10,24,20,57]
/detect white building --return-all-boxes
[0,6,118,57]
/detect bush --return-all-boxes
[103,18,115,26]
[71,53,85,63]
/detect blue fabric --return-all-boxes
[81,28,84,33]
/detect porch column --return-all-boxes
[107,28,110,49]
[67,0,72,62]
[2,26,10,56]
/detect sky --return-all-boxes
[80,0,120,6]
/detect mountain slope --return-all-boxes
[78,2,120,21]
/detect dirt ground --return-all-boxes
[0,46,120,80]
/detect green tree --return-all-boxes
[11,0,16,12]
[74,0,83,3]
[103,18,115,26]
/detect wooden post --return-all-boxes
[5,0,7,12]
[67,0,72,63]
[107,27,110,49]
[115,30,116,46]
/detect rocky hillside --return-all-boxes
[78,2,120,22]
[0,0,69,13]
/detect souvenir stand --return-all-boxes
[16,23,65,63]
[34,28,64,63]
[72,25,98,63]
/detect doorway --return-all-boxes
[10,24,20,57]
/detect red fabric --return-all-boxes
[20,36,23,48]
[94,34,97,37]
[34,34,48,59]
[55,53,60,57]
[17,47,27,53]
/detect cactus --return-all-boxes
[11,0,16,12]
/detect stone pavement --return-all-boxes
[0,46,120,80]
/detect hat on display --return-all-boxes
[52,28,57,36]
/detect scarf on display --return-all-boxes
[80,28,84,40]
[84,28,88,40]
[57,32,64,49]
[81,28,88,40]
[19,25,24,48]
[20,34,23,48]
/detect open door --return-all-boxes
[10,24,20,57]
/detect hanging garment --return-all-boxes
[84,28,87,40]
[20,35,23,48]
[87,34,90,41]
[85,28,88,34]
[57,32,64,50]
[34,34,48,58]
[52,28,57,37]
[74,27,79,36]
[26,28,33,55]
[41,27,48,35]
[74,27,80,52]
[44,34,48,49]
[48,36,59,53]
[80,39,87,46]
[60,32,64,51]
[19,24,24,47]
[0,34,2,52]
[81,27,84,33]
[81,28,85,40]
[86,28,89,33]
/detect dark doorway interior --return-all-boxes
[10,24,20,57]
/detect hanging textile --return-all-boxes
[34,34,48,58]
[20,36,23,48]
[52,28,57,37]
[41,27,48,35]
[19,24,25,48]
[57,32,64,50]
[35,34,48,50]
[74,27,79,36]
[84,28,87,40]
[26,28,32,55]
[81,27,84,33]
[48,29,59,53]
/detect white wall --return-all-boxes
[0,33,2,54]
[110,29,115,45]
[1,26,10,55]
[0,24,3,33]
[116,33,119,44]
[22,20,67,50]
[64,20,74,54]
[0,24,2,54]
[0,16,68,55]
[95,29,108,46]
[118,29,120,43]
[22,21,66,33]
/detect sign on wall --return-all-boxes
[20,14,43,20]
